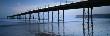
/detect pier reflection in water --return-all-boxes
[0,18,110,36]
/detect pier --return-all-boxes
[7,0,110,36]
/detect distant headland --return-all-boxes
[76,14,110,18]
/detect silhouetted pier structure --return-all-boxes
[7,0,110,18]
[7,0,110,36]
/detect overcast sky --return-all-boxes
[0,0,110,18]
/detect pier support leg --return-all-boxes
[33,15,34,19]
[25,15,26,19]
[82,7,94,36]
[29,14,31,20]
[24,15,27,22]
[43,12,45,32]
[90,8,94,36]
[83,8,86,36]
[48,11,50,32]
[17,16,18,19]
[19,15,21,19]
[51,11,53,32]
[63,9,65,36]
[38,12,40,33]
[58,9,60,35]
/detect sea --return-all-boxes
[0,18,110,36]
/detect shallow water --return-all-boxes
[0,18,110,36]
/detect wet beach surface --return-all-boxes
[0,18,110,36]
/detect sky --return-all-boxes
[0,0,110,18]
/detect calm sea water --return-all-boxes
[0,18,110,36]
